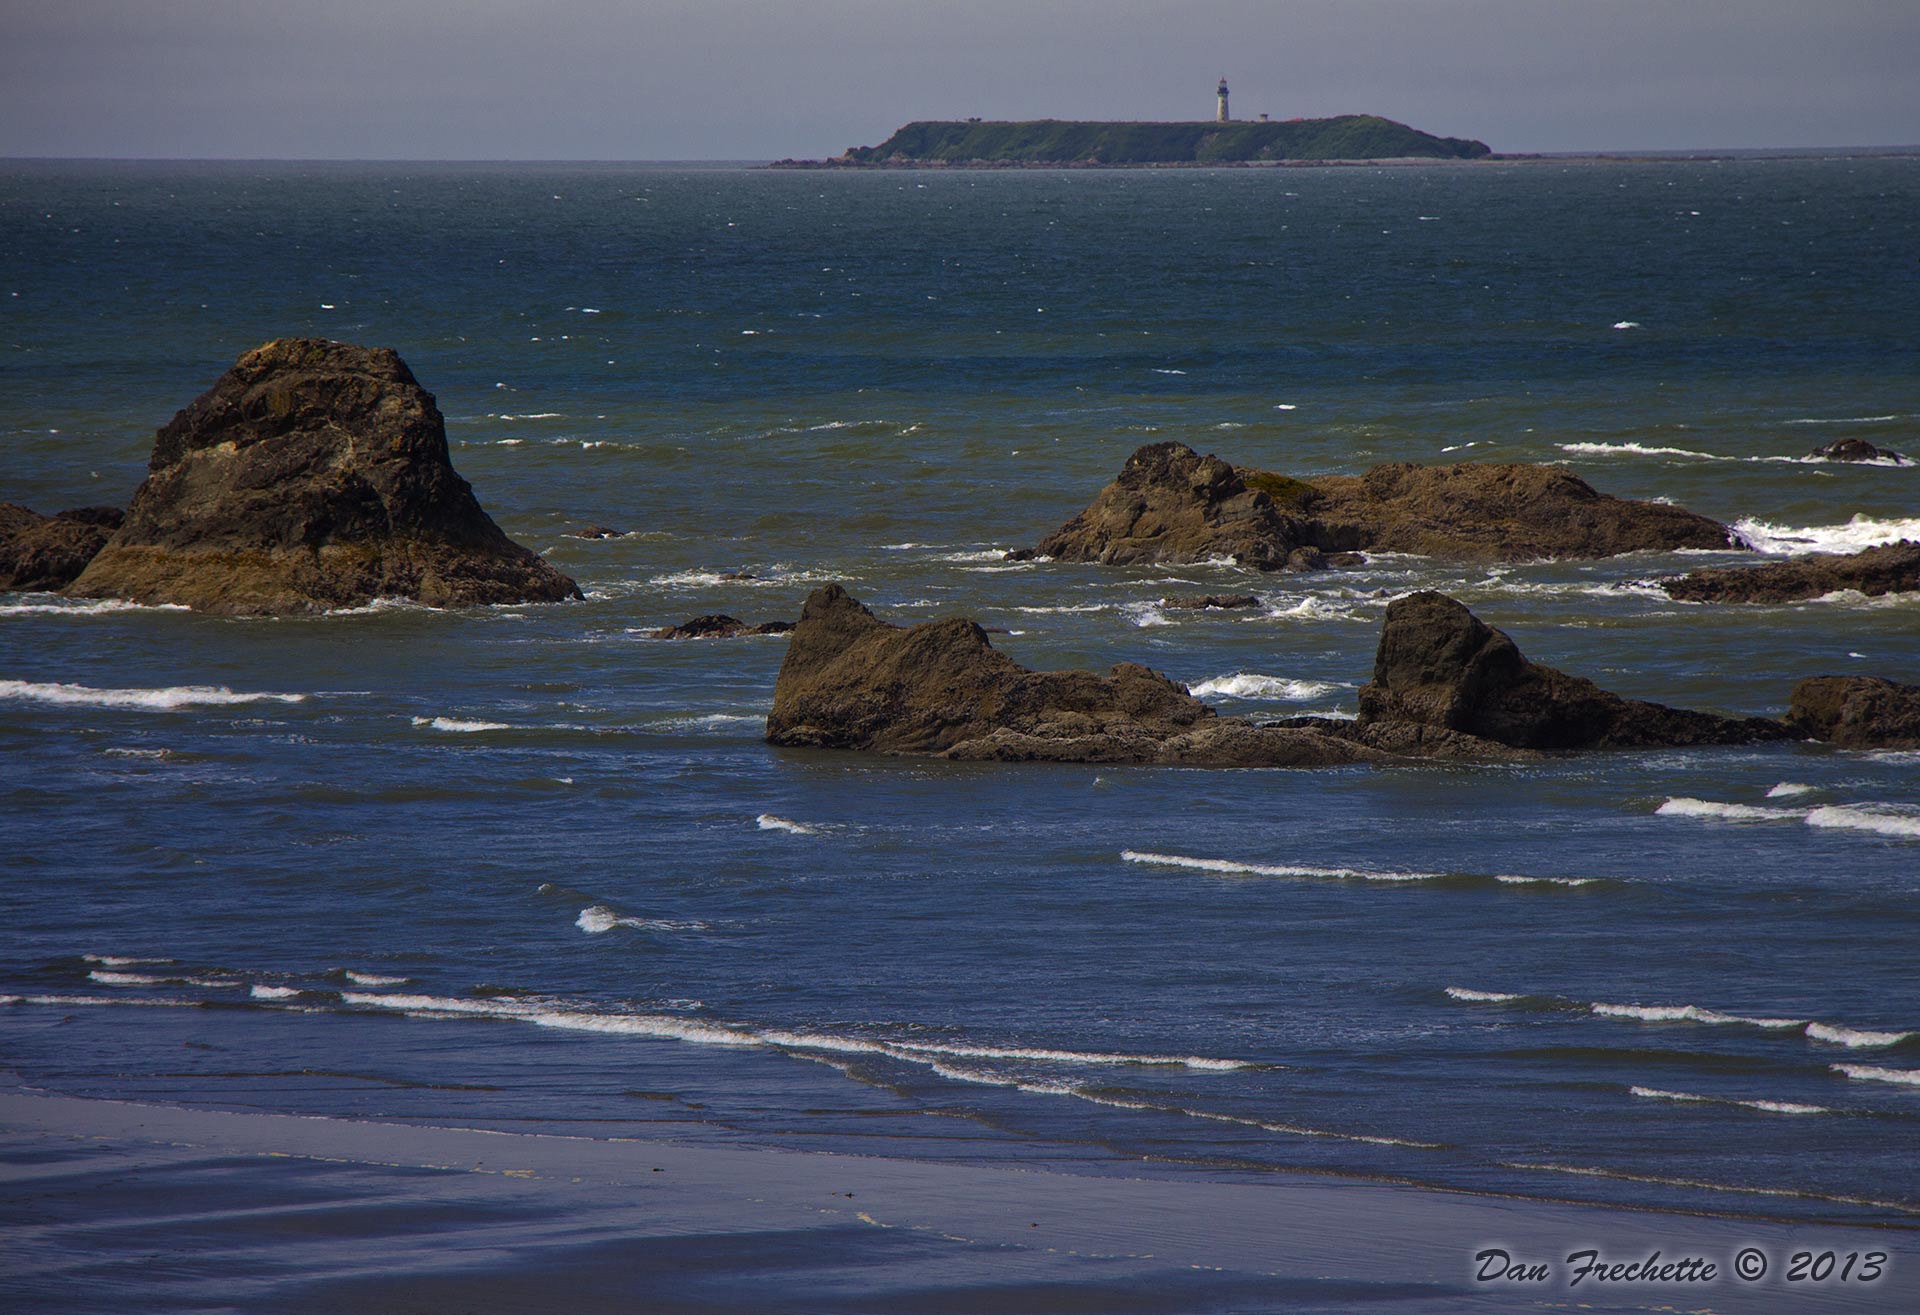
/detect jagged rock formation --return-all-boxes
[0,504,123,591]
[765,585,1787,766]
[1808,438,1907,464]
[1012,442,1738,568]
[765,585,1385,766]
[65,339,580,614]
[650,614,794,640]
[1347,591,1791,750]
[1788,676,1920,749]
[1662,542,1920,604]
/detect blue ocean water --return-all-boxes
[2,158,1918,1232]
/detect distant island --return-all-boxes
[773,115,1492,168]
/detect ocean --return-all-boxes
[2,157,1918,1304]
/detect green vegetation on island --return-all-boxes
[811,115,1490,166]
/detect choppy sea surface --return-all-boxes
[3,158,1917,1229]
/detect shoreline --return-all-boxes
[3,1087,1909,1313]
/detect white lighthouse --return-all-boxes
[1216,77,1230,123]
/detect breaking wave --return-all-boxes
[756,814,820,835]
[1188,673,1344,701]
[1630,1086,1831,1116]
[411,716,513,733]
[1733,514,1920,556]
[576,906,709,935]
[1122,850,1593,888]
[0,680,307,711]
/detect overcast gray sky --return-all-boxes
[2,0,1915,159]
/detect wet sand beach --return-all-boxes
[3,1087,1910,1313]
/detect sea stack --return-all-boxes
[1350,591,1791,749]
[65,339,581,614]
[765,584,1385,766]
[0,504,124,592]
[1014,442,1741,568]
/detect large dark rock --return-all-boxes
[1808,438,1907,464]
[765,585,1387,766]
[1009,442,1331,570]
[65,339,581,614]
[1662,541,1920,604]
[0,504,124,591]
[1788,676,1920,749]
[1013,442,1738,568]
[1304,461,1738,560]
[650,614,794,640]
[1354,591,1791,749]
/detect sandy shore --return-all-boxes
[2,1087,1910,1313]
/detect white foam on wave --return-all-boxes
[1784,415,1901,426]
[576,905,709,935]
[2,992,184,1010]
[1561,443,1912,470]
[1612,321,1642,330]
[1188,673,1343,701]
[250,985,302,1000]
[756,814,819,836]
[1263,595,1377,624]
[1805,804,1920,840]
[411,716,513,733]
[1121,602,1171,628]
[1834,1064,1920,1086]
[1562,441,1719,461]
[0,680,307,711]
[339,990,1245,1073]
[1655,797,1803,823]
[1733,514,1920,556]
[645,712,764,733]
[1660,796,1920,840]
[0,598,191,617]
[82,954,172,966]
[1122,849,1443,883]
[1591,1001,1807,1029]
[1445,987,1524,1003]
[87,970,172,986]
[1493,873,1598,888]
[1629,1086,1830,1115]
[342,971,409,986]
[1806,1022,1914,1048]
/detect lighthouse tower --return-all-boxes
[1216,77,1230,123]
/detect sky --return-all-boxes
[2,0,1916,159]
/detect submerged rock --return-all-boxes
[1013,442,1739,568]
[765,584,1385,766]
[650,614,794,639]
[1788,676,1920,749]
[1160,593,1261,610]
[0,504,124,591]
[1807,438,1907,464]
[66,338,581,614]
[567,524,628,540]
[1351,591,1791,750]
[1662,541,1920,604]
